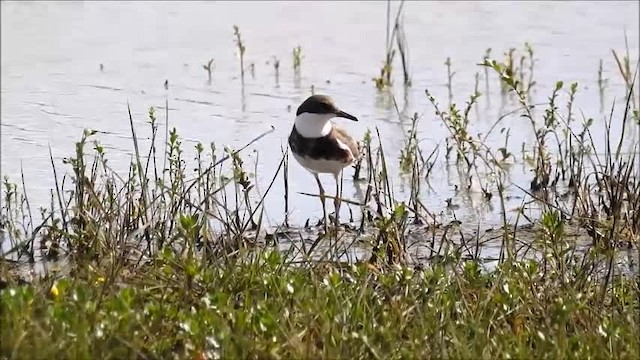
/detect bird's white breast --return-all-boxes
[292,152,349,176]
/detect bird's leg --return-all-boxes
[314,173,328,233]
[333,172,342,230]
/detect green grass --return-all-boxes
[2,251,638,359]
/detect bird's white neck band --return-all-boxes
[294,112,334,138]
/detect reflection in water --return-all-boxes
[272,56,281,88]
[373,90,395,115]
[240,82,247,113]
[292,70,302,91]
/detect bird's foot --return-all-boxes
[315,215,345,237]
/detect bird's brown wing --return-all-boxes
[288,125,356,164]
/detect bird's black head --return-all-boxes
[296,94,358,121]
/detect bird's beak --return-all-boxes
[335,110,358,121]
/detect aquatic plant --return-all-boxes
[203,58,215,84]
[292,46,303,73]
[373,0,410,90]
[233,25,246,82]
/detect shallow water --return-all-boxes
[1,1,639,235]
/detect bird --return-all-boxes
[288,94,360,232]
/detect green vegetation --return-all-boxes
[2,253,638,359]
